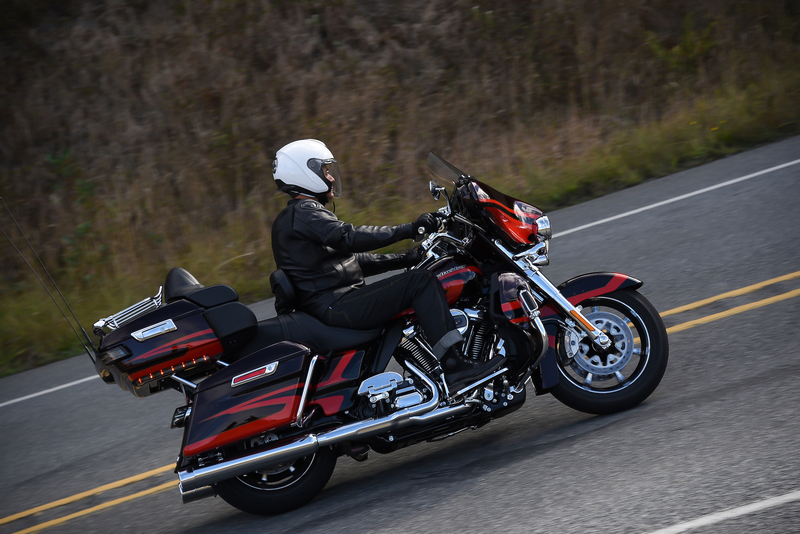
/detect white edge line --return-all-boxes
[553,158,800,238]
[0,375,99,408]
[644,489,800,534]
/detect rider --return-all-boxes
[270,139,501,390]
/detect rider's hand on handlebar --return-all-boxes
[412,212,439,235]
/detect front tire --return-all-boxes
[549,289,668,415]
[215,447,337,515]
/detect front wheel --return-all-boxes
[549,289,668,415]
[215,447,337,515]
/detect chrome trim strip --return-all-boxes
[131,319,177,342]
[231,361,279,388]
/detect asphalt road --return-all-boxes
[1,136,799,534]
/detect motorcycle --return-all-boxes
[89,152,668,515]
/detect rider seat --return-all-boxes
[225,270,383,358]
[237,313,383,357]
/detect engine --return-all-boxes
[450,308,494,361]
[398,306,497,374]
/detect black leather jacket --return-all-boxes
[271,198,415,319]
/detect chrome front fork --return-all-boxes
[493,240,612,350]
[527,270,611,349]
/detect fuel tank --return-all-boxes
[430,255,483,305]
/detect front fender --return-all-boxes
[531,272,642,394]
[555,271,642,306]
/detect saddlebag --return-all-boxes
[181,341,311,458]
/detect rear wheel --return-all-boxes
[215,447,337,515]
[549,289,668,415]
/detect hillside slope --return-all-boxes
[1,0,799,373]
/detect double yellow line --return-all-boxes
[0,466,174,534]
[7,483,176,534]
[662,270,800,333]
[4,270,800,533]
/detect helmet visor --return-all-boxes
[308,158,342,198]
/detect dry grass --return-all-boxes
[1,0,799,374]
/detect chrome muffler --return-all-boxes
[178,362,472,496]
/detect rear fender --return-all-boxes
[532,272,642,394]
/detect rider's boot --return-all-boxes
[432,329,505,393]
[440,348,506,394]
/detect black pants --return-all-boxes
[321,270,458,355]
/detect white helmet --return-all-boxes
[273,139,342,203]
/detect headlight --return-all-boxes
[536,215,551,242]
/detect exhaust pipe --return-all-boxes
[178,362,472,494]
[180,485,216,504]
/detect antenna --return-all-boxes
[0,197,98,363]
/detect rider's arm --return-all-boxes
[294,200,414,253]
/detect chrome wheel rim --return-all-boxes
[236,454,315,491]
[559,297,651,394]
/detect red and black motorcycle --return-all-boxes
[90,152,668,515]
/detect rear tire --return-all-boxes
[215,447,337,515]
[549,289,668,415]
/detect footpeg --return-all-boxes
[358,372,406,403]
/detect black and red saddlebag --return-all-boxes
[181,341,312,458]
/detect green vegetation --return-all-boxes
[2,0,799,376]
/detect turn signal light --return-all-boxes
[135,354,212,386]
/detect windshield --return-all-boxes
[427,152,467,193]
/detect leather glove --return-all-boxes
[403,246,423,267]
[413,213,438,235]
